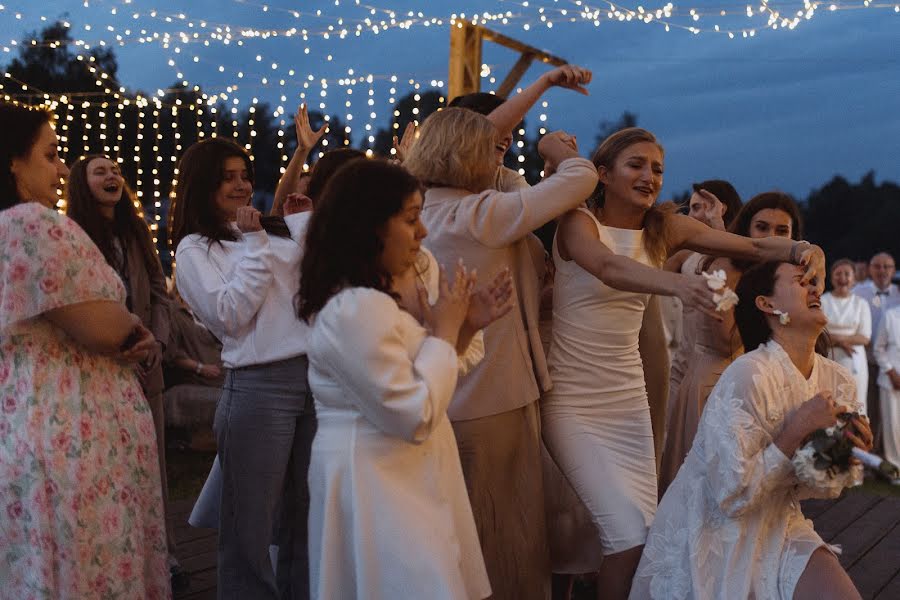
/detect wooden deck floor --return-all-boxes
[169,490,900,599]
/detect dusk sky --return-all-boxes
[2,0,898,200]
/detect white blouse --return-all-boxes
[174,212,311,368]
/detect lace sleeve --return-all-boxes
[700,363,797,518]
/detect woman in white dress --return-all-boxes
[542,128,827,598]
[297,158,511,600]
[822,258,872,413]
[632,260,873,599]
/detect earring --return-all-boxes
[773,309,791,325]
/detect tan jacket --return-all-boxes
[421,158,598,420]
[120,231,171,396]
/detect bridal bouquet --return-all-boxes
[702,269,739,312]
[792,412,899,490]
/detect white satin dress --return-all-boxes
[542,207,657,564]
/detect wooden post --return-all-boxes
[448,22,483,102]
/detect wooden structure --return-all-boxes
[448,20,568,102]
[170,491,900,599]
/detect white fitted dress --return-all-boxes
[542,207,657,561]
[306,287,490,600]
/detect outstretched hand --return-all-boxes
[541,64,592,95]
[294,103,327,152]
[466,268,514,330]
[392,122,417,162]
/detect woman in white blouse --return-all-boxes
[170,137,318,598]
[297,158,512,600]
[822,259,872,414]
[631,261,872,600]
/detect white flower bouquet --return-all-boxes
[792,412,899,491]
[702,269,739,312]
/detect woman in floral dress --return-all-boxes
[0,103,170,598]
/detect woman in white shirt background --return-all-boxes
[170,136,318,599]
[822,258,872,413]
[297,158,512,599]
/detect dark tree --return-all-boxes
[803,171,900,264]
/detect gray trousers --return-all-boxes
[214,356,316,600]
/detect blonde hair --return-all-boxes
[404,107,497,193]
[590,127,675,267]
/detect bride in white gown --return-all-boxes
[631,261,873,600]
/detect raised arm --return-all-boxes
[464,133,597,247]
[486,64,591,138]
[272,104,325,215]
[557,209,719,315]
[667,213,825,286]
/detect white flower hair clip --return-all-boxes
[773,309,791,325]
[702,270,739,312]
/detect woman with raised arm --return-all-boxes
[170,138,316,599]
[298,158,511,599]
[404,99,598,599]
[631,261,870,599]
[0,103,169,598]
[659,191,804,494]
[65,154,182,580]
[541,127,825,598]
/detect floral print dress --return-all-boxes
[0,202,170,599]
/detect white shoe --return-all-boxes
[891,478,900,486]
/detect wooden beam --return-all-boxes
[496,52,535,99]
[448,20,568,104]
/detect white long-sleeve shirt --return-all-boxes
[175,212,310,368]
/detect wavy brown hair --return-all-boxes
[169,138,288,250]
[0,103,54,211]
[590,127,676,267]
[66,155,159,273]
[296,158,422,322]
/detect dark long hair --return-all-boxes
[66,154,159,273]
[297,158,422,322]
[735,261,831,356]
[306,148,366,204]
[169,138,288,250]
[0,103,54,211]
[734,261,781,353]
[728,191,803,240]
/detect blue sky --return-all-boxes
[2,0,898,200]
